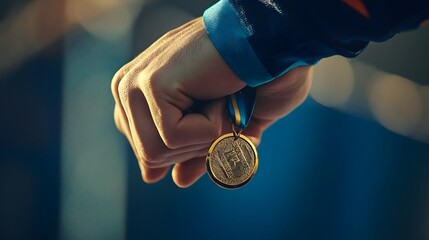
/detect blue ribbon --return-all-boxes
[228,86,257,130]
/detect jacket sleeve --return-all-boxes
[203,0,429,87]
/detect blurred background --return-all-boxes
[0,0,428,240]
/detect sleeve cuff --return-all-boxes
[203,0,274,87]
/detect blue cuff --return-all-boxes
[203,0,273,87]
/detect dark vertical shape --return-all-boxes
[0,40,63,240]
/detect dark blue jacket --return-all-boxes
[204,0,429,86]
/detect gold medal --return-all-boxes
[206,130,258,189]
[207,87,258,189]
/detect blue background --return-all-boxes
[0,1,428,240]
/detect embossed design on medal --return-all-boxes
[206,133,258,189]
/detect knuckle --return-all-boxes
[145,66,169,89]
[117,79,133,103]
[111,67,127,97]
[137,72,160,99]
[140,146,164,163]
[144,71,161,91]
[161,131,182,149]
[115,70,141,104]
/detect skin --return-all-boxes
[111,17,313,188]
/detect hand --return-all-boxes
[111,17,313,188]
[243,66,313,146]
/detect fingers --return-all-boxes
[114,104,171,183]
[172,157,207,188]
[122,89,212,164]
[143,82,225,149]
[160,98,225,148]
[116,96,209,185]
[111,17,245,187]
[255,66,313,117]
[115,74,216,182]
[138,161,170,184]
[116,98,199,184]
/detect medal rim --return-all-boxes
[206,133,258,190]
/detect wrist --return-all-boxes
[203,0,274,87]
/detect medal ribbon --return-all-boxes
[228,86,257,130]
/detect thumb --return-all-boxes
[151,97,226,150]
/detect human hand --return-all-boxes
[111,17,313,188]
[243,66,313,147]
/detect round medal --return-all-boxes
[206,133,258,189]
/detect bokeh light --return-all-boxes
[67,0,145,40]
[311,56,355,108]
[1,1,429,240]
[369,74,423,136]
[417,86,429,140]
[133,4,194,49]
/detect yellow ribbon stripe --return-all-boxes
[230,94,241,127]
